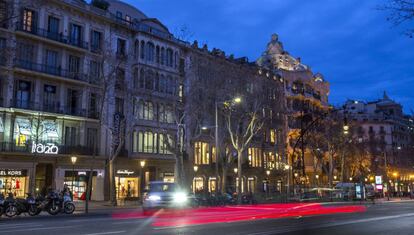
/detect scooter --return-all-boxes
[61,191,75,214]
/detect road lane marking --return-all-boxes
[245,212,414,235]
[83,231,126,235]
[1,225,77,233]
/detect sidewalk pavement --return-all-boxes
[73,200,141,214]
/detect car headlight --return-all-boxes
[148,195,161,201]
[173,192,187,203]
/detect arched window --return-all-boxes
[160,47,165,65]
[138,99,144,119]
[147,42,155,62]
[166,104,174,123]
[174,51,178,68]
[138,131,144,152]
[148,102,154,120]
[145,70,154,90]
[154,73,159,91]
[166,48,173,67]
[159,74,166,93]
[156,46,160,64]
[134,40,139,60]
[139,68,145,88]
[166,75,173,94]
[140,41,145,59]
[158,103,165,122]
[133,68,139,89]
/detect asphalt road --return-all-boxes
[2,201,414,235]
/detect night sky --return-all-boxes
[124,0,414,113]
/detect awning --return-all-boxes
[42,120,58,138]
[16,118,32,135]
[0,117,3,133]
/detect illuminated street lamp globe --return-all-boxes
[71,156,77,165]
[193,165,199,173]
[234,168,238,174]
[233,97,242,104]
[140,160,146,168]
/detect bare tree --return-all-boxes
[380,0,414,37]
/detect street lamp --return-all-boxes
[349,177,353,182]
[334,175,337,180]
[234,168,238,174]
[343,125,349,135]
[194,165,199,173]
[266,170,271,176]
[315,174,319,186]
[71,156,77,197]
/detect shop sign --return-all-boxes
[31,142,59,154]
[0,169,27,176]
[117,170,135,175]
[375,176,382,185]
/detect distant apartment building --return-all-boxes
[342,93,414,171]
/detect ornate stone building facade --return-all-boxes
[257,34,331,184]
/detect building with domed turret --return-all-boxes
[257,34,331,185]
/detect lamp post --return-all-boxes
[71,156,77,197]
[284,165,290,198]
[315,174,319,186]
[140,160,146,203]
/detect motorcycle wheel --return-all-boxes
[64,203,75,214]
[47,204,61,215]
[0,206,4,216]
[5,205,18,217]
[28,205,38,216]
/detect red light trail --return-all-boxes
[112,203,366,227]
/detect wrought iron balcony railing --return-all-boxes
[16,22,89,50]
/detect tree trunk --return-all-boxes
[221,165,227,194]
[109,159,117,206]
[340,149,345,182]
[329,153,333,188]
[237,149,243,204]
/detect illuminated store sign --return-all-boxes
[31,142,59,154]
[0,169,27,176]
[116,170,135,175]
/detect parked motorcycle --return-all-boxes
[14,193,37,216]
[4,193,18,217]
[0,194,4,216]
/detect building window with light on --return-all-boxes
[270,129,276,144]
[194,142,210,165]
[248,148,262,167]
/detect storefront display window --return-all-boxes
[64,171,96,200]
[0,169,28,197]
[193,177,204,193]
[247,177,256,193]
[208,177,217,192]
[115,176,139,199]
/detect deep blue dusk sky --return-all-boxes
[125,0,414,113]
